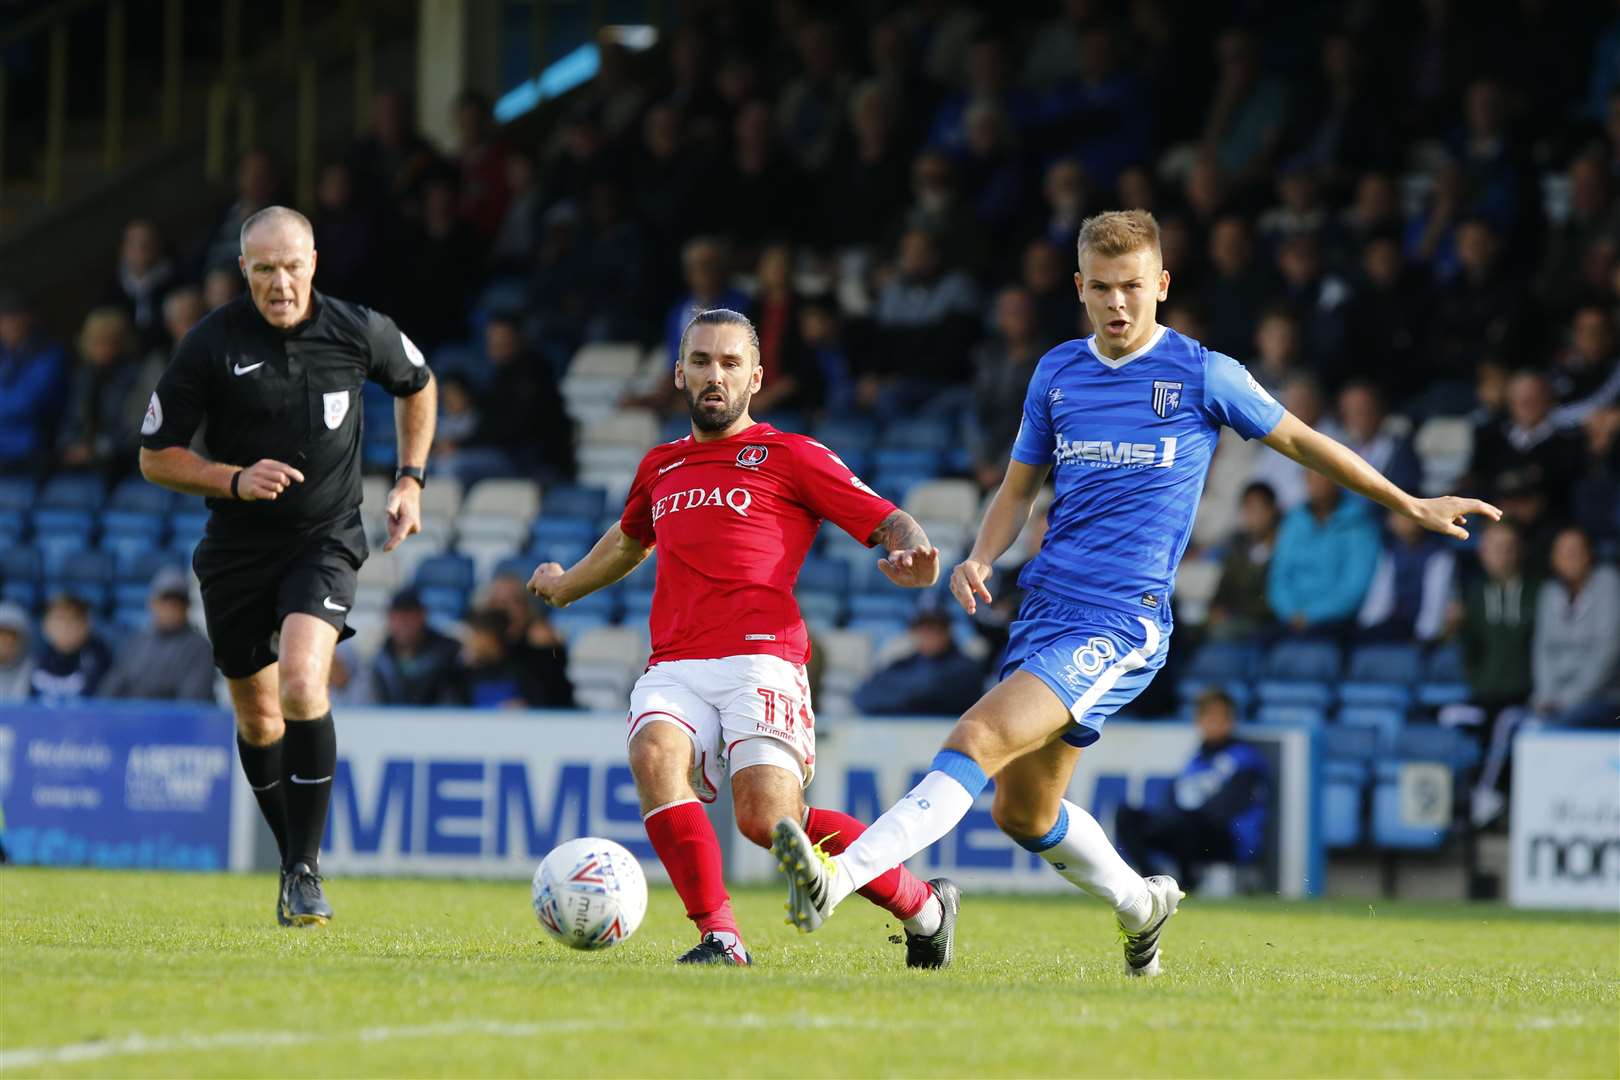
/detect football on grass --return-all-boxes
[531,837,648,950]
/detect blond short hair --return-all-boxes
[1076,209,1161,267]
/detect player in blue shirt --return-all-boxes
[773,209,1500,975]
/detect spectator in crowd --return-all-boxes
[102,219,175,354]
[202,265,242,311]
[349,89,443,214]
[1537,154,1620,306]
[99,568,215,700]
[1472,369,1584,515]
[1550,305,1620,425]
[1273,233,1350,384]
[430,374,480,468]
[400,175,481,351]
[831,83,912,248]
[0,602,34,702]
[460,313,574,485]
[747,243,812,416]
[853,609,983,717]
[460,608,556,709]
[1200,216,1273,358]
[1357,511,1456,643]
[30,593,111,703]
[1044,26,1149,192]
[662,236,749,375]
[954,104,1028,243]
[1451,520,1537,713]
[195,148,278,274]
[1331,171,1402,269]
[1200,29,1290,187]
[310,160,391,312]
[900,150,987,276]
[1321,381,1421,498]
[1531,527,1620,726]
[1267,469,1380,637]
[160,287,205,355]
[867,226,979,415]
[1020,239,1080,350]
[57,308,144,480]
[634,103,715,284]
[1343,232,1432,407]
[1572,407,1620,548]
[327,639,371,707]
[1115,688,1271,891]
[775,20,852,180]
[479,572,575,709]
[1257,163,1327,252]
[1034,158,1093,257]
[1250,304,1300,396]
[451,89,512,244]
[1249,373,1323,509]
[370,588,463,705]
[968,286,1043,489]
[1207,482,1282,642]
[796,295,856,417]
[1427,218,1521,408]
[718,100,805,257]
[0,289,70,475]
[489,150,540,274]
[1295,32,1396,188]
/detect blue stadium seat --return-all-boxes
[625,554,658,594]
[549,610,610,641]
[37,473,104,511]
[31,507,95,539]
[1322,760,1367,848]
[35,533,91,580]
[1254,704,1326,728]
[528,541,591,570]
[419,585,467,620]
[1346,643,1423,684]
[0,547,42,585]
[1338,706,1406,747]
[1,581,39,610]
[797,591,843,627]
[107,477,173,513]
[542,485,608,522]
[879,418,953,452]
[657,413,691,444]
[532,517,597,551]
[112,603,150,631]
[848,591,916,622]
[566,589,617,618]
[1184,641,1262,682]
[0,509,26,544]
[1417,645,1471,708]
[430,341,487,387]
[0,477,35,512]
[797,556,850,594]
[846,616,907,647]
[872,447,941,476]
[811,418,876,453]
[1339,682,1414,709]
[114,582,153,610]
[101,508,166,542]
[1368,725,1480,850]
[1262,641,1342,681]
[493,556,536,583]
[118,548,182,584]
[759,409,805,434]
[1254,679,1335,708]
[620,591,654,621]
[415,553,475,592]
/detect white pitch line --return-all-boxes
[0,1014,908,1069]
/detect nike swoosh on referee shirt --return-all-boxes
[289,774,332,785]
[322,596,347,612]
[233,361,264,375]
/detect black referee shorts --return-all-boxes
[192,512,367,680]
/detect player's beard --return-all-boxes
[685,382,750,432]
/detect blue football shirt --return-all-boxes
[1010,325,1285,620]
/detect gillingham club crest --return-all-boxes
[736,444,769,469]
[1151,380,1183,418]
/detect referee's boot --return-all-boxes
[284,861,333,927]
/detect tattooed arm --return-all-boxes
[867,508,940,588]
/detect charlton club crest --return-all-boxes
[736,444,769,469]
[1151,380,1183,418]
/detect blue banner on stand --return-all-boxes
[0,703,234,870]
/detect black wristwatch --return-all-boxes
[395,465,426,489]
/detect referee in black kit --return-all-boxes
[139,206,435,926]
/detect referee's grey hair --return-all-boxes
[678,308,759,364]
[238,205,314,255]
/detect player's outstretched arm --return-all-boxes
[1261,412,1501,540]
[869,509,940,587]
[528,523,651,607]
[950,459,1050,614]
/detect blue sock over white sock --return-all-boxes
[830,750,987,906]
[1016,799,1150,928]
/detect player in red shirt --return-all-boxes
[529,308,956,967]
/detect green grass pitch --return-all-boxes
[1,869,1615,1078]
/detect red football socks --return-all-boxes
[643,799,738,937]
[806,806,933,920]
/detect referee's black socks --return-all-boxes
[237,734,289,867]
[281,713,337,872]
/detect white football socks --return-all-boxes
[830,753,987,908]
[1036,799,1151,930]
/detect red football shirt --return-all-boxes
[619,422,896,666]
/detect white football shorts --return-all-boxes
[627,654,816,801]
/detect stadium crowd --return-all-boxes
[1,0,1616,811]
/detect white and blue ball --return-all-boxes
[531,837,648,950]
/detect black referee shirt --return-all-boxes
[140,290,431,536]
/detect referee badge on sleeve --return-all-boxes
[141,392,162,435]
[323,390,350,429]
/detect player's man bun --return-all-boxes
[678,307,759,363]
[1077,209,1161,267]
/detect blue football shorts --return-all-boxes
[998,587,1173,748]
